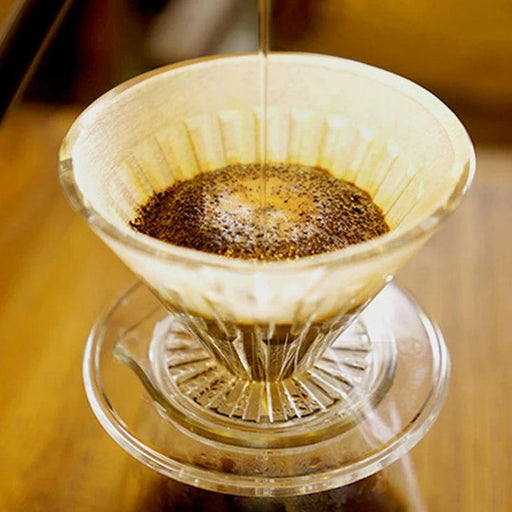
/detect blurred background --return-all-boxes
[0,1,510,511]
[4,0,512,143]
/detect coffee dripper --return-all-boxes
[59,53,474,507]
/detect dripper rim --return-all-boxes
[59,52,475,271]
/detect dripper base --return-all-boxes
[84,281,449,496]
[113,300,397,448]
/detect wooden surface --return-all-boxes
[0,106,510,511]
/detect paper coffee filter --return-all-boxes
[60,53,474,325]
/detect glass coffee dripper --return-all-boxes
[59,54,474,506]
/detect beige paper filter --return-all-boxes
[60,53,474,380]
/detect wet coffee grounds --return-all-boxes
[130,163,389,260]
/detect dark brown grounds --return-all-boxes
[130,163,389,260]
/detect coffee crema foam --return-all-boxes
[130,163,389,260]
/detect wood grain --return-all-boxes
[401,148,512,511]
[0,106,510,511]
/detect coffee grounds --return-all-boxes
[130,163,389,260]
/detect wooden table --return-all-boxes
[0,106,510,511]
